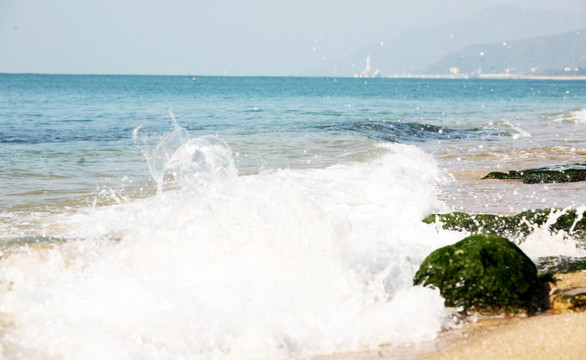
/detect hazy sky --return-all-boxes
[1,0,585,75]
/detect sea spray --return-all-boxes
[0,124,462,359]
[519,206,586,259]
[132,113,239,194]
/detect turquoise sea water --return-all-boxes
[2,75,584,209]
[0,74,585,359]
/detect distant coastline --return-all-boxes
[2,72,586,80]
[376,74,586,80]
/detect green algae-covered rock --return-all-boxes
[422,209,586,240]
[413,234,547,313]
[422,212,529,238]
[482,163,586,184]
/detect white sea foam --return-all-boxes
[518,207,586,259]
[549,108,586,124]
[0,130,463,359]
[501,120,531,139]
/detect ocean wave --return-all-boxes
[493,119,532,139]
[548,108,586,124]
[0,127,460,359]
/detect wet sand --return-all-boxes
[422,312,586,360]
[316,272,586,360]
[425,272,586,360]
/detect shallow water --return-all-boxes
[0,75,585,359]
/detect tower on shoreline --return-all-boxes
[355,55,381,78]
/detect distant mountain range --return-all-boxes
[426,30,586,76]
[303,4,586,77]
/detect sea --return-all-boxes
[0,74,585,359]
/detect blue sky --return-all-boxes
[1,0,585,75]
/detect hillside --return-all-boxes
[425,30,586,76]
[302,4,586,77]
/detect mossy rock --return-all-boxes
[422,209,586,240]
[413,234,548,313]
[482,163,586,184]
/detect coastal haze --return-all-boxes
[1,0,585,76]
[311,4,586,77]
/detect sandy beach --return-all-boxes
[318,312,586,360]
[423,312,586,360]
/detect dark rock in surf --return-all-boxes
[422,209,586,239]
[413,234,548,313]
[482,163,586,184]
[536,257,586,313]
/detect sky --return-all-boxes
[1,0,585,76]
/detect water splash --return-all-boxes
[519,207,586,259]
[0,138,458,359]
[133,113,237,194]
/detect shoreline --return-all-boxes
[3,72,586,80]
[422,271,586,360]
[316,271,586,360]
[379,74,586,80]
[422,312,586,360]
